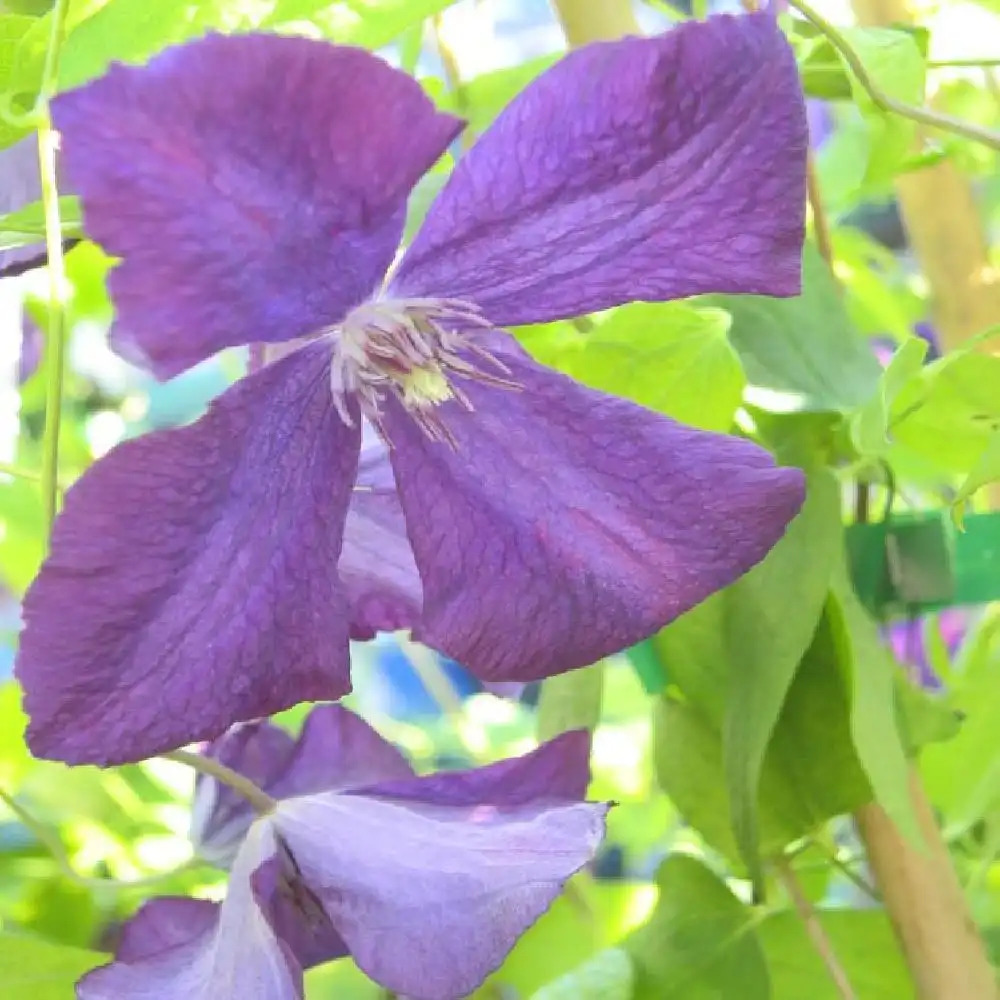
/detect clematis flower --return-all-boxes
[79,705,608,1000]
[17,12,809,765]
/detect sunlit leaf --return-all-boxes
[625,855,769,999]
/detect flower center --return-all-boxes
[329,297,518,445]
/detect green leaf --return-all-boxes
[0,13,36,148]
[895,675,962,753]
[705,243,881,413]
[0,195,81,253]
[0,933,106,999]
[953,430,1000,523]
[522,302,745,432]
[828,561,921,844]
[536,664,604,742]
[267,0,459,49]
[654,607,873,865]
[625,855,769,1000]
[890,344,1000,474]
[721,471,842,888]
[759,910,911,999]
[849,335,928,455]
[921,628,1000,833]
[529,949,633,1000]
[840,27,926,187]
[0,682,30,787]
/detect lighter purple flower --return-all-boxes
[18,15,809,764]
[80,706,608,1000]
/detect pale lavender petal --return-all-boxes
[79,825,301,1000]
[341,438,422,639]
[17,342,361,765]
[53,34,462,378]
[382,339,805,681]
[392,12,806,323]
[274,740,608,1000]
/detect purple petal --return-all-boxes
[341,438,422,639]
[80,825,302,1000]
[191,723,297,867]
[114,897,219,962]
[53,34,462,378]
[269,704,414,799]
[192,707,413,865]
[0,137,44,274]
[382,341,805,681]
[17,342,360,765]
[392,12,806,323]
[274,750,608,999]
[253,853,349,970]
[357,730,592,806]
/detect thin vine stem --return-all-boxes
[789,0,1000,150]
[163,749,278,815]
[777,859,859,1000]
[0,785,198,891]
[36,0,72,544]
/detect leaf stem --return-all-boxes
[777,858,859,1000]
[36,0,72,544]
[163,748,277,815]
[788,0,1000,150]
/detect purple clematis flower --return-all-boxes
[17,13,809,765]
[884,607,970,690]
[79,705,608,1000]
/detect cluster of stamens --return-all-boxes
[329,298,520,446]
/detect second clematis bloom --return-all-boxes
[18,12,809,764]
[80,706,608,1000]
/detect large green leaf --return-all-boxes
[849,335,928,456]
[888,341,1000,474]
[952,429,1000,524]
[704,243,881,413]
[0,933,106,999]
[625,855,769,1000]
[522,302,745,432]
[829,561,920,843]
[529,949,633,1000]
[0,13,36,148]
[653,471,841,883]
[654,607,873,865]
[760,910,912,999]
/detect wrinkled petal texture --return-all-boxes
[80,825,301,1000]
[340,439,423,638]
[275,736,607,1000]
[17,343,360,765]
[384,339,805,681]
[53,34,462,378]
[392,12,806,321]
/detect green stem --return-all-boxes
[163,748,278,815]
[789,0,1000,150]
[777,859,859,1000]
[36,0,71,544]
[0,786,199,891]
